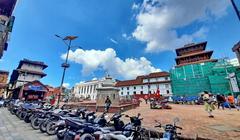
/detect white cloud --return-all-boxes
[109,38,118,44]
[92,77,97,80]
[61,48,160,79]
[132,0,230,53]
[122,33,132,40]
[229,58,239,66]
[132,3,140,10]
[63,83,70,88]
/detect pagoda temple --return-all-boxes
[175,41,217,66]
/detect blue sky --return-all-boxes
[0,0,239,88]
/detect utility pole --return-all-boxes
[231,0,240,21]
[55,35,78,107]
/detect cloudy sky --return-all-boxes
[0,0,239,87]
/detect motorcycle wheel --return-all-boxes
[80,134,95,140]
[31,117,40,130]
[63,132,74,140]
[46,121,57,135]
[10,109,15,115]
[40,121,47,133]
[16,111,21,118]
[19,112,26,120]
[57,129,66,140]
[24,113,31,123]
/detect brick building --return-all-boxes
[0,0,17,59]
[9,59,48,100]
[0,70,9,98]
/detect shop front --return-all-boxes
[12,80,48,101]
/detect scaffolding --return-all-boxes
[170,60,240,96]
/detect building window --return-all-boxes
[127,92,129,95]
[140,91,143,94]
[134,86,136,90]
[165,84,169,88]
[121,87,123,90]
[148,85,151,88]
[141,86,143,89]
[165,77,168,80]
[148,91,151,94]
[127,87,129,90]
[121,92,123,95]
[133,91,136,95]
[166,90,170,94]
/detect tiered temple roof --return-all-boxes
[175,41,217,66]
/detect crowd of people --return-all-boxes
[202,91,240,118]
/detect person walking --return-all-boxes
[202,91,215,118]
[144,95,148,104]
[216,94,225,110]
[105,96,112,113]
[236,95,240,111]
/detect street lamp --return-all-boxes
[55,35,78,107]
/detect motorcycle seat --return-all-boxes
[102,126,115,131]
[99,128,111,133]
[68,113,78,117]
[112,131,123,135]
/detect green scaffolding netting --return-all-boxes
[170,60,240,96]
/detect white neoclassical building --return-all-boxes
[73,76,116,100]
[115,72,172,96]
[73,72,172,101]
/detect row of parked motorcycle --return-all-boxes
[5,99,184,140]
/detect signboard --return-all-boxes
[28,95,39,100]
[0,0,17,17]
[229,73,240,92]
[28,85,46,91]
[7,16,15,32]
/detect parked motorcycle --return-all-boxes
[155,117,182,140]
[98,113,143,140]
[63,111,108,140]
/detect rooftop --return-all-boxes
[115,71,169,87]
[17,59,48,69]
[176,41,207,51]
[175,50,213,59]
[232,41,240,51]
[0,70,9,74]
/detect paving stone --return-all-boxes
[0,108,56,140]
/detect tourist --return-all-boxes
[237,95,240,106]
[226,93,234,110]
[216,94,225,110]
[202,91,215,118]
[105,96,112,112]
[236,95,240,111]
[144,95,148,104]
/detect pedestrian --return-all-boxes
[237,95,240,106]
[226,93,234,110]
[144,95,148,104]
[105,96,111,113]
[202,91,215,118]
[216,94,225,110]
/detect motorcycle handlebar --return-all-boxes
[176,126,183,130]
